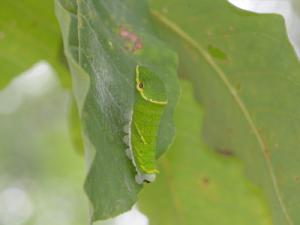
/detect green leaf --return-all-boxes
[55,0,180,220]
[139,80,272,225]
[68,97,85,155]
[0,66,86,224]
[149,1,300,225]
[0,0,70,88]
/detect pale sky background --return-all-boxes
[229,0,300,59]
[0,1,299,225]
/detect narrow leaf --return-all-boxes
[55,0,180,220]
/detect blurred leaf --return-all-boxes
[149,1,300,224]
[55,0,180,220]
[293,0,300,10]
[0,0,70,88]
[0,64,86,225]
[139,80,272,225]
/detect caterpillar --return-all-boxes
[123,65,168,184]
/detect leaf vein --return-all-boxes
[151,9,293,225]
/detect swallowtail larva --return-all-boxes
[123,65,168,184]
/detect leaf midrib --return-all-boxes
[151,9,293,225]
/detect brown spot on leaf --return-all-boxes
[216,148,234,157]
[119,25,142,53]
[294,176,299,182]
[263,147,270,159]
[200,177,210,188]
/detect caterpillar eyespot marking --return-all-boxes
[138,82,144,89]
[123,65,168,184]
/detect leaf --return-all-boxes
[0,0,70,88]
[55,0,180,220]
[149,1,300,225]
[68,97,85,155]
[0,64,87,224]
[139,80,272,225]
[293,0,300,10]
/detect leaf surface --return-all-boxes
[149,1,300,224]
[0,0,70,88]
[55,0,180,220]
[139,81,272,225]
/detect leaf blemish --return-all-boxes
[119,25,142,53]
[200,177,211,187]
[207,45,228,61]
[216,148,234,157]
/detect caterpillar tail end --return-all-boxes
[135,173,156,184]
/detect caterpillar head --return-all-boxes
[135,65,168,105]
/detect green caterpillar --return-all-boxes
[123,65,168,184]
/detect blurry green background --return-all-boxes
[0,62,87,225]
[0,61,149,225]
